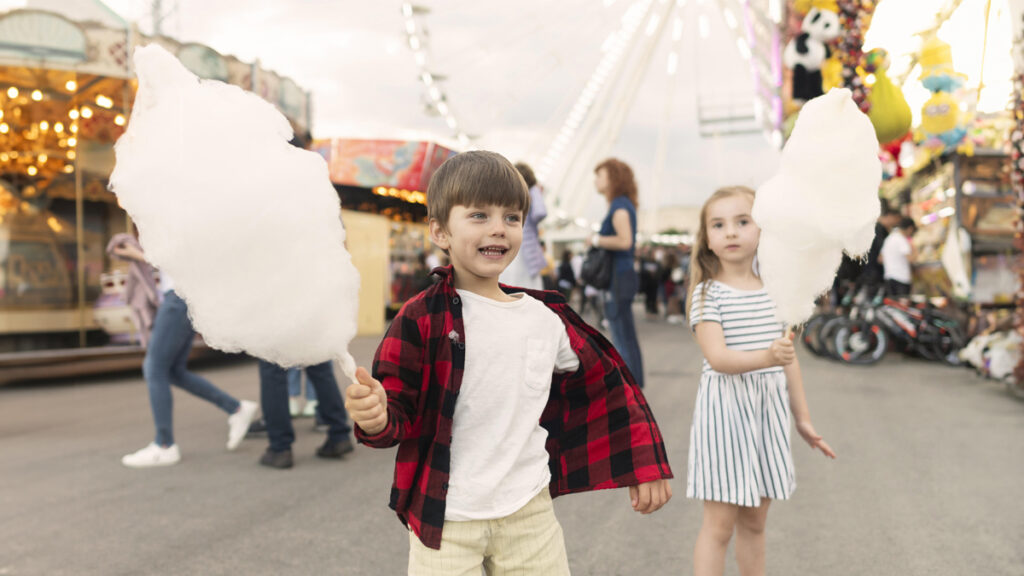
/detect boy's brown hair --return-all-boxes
[426,151,531,231]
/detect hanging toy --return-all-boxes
[915,35,971,155]
[864,48,912,145]
[784,0,841,103]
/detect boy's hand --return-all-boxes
[768,335,796,366]
[629,479,672,514]
[345,367,388,436]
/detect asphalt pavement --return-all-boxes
[1,310,1022,575]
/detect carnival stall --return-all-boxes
[779,0,1021,386]
[0,6,312,353]
[311,138,456,318]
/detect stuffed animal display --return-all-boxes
[916,35,970,154]
[784,0,841,102]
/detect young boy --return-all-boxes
[345,151,673,574]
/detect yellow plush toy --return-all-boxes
[915,35,970,154]
[864,49,912,144]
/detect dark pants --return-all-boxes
[259,360,352,453]
[605,272,644,388]
[886,279,911,297]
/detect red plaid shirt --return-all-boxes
[355,266,673,550]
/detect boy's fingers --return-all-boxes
[355,367,377,387]
[635,483,652,513]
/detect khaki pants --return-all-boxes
[408,489,571,576]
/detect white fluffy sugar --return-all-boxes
[109,44,360,378]
[752,88,881,326]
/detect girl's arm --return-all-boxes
[596,208,633,251]
[784,358,837,458]
[694,322,794,374]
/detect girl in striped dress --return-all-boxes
[686,186,836,576]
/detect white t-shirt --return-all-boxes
[445,289,580,521]
[880,231,912,283]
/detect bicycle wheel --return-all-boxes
[834,319,888,365]
[820,315,848,360]
[802,314,831,357]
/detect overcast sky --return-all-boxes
[12,0,1010,222]
[84,0,783,220]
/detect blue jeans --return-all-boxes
[605,273,645,388]
[287,368,318,400]
[259,360,352,453]
[144,290,240,446]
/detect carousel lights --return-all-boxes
[37,153,47,164]
[65,80,77,92]
[372,186,426,204]
[70,124,78,134]
[31,89,42,101]
[67,137,77,147]
[80,106,93,119]
[7,87,17,98]
[26,165,37,176]
[54,122,63,133]
[63,165,74,173]
[96,95,113,109]
[39,120,48,131]
[46,216,62,233]
[114,114,126,126]
[0,123,8,134]
[66,150,76,160]
[69,109,79,120]
[0,153,7,162]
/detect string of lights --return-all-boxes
[401,3,472,149]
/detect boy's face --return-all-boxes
[430,204,523,285]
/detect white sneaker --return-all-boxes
[121,442,181,468]
[301,399,318,418]
[289,397,301,417]
[227,400,259,450]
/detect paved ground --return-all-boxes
[1,311,1023,575]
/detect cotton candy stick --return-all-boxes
[109,44,361,379]
[752,88,882,329]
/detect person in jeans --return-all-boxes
[590,157,645,387]
[114,244,258,468]
[286,367,318,417]
[257,360,354,469]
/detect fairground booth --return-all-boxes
[312,138,455,319]
[773,0,1023,392]
[0,5,312,380]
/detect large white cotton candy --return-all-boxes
[752,88,881,326]
[109,44,360,378]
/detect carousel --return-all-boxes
[0,5,311,381]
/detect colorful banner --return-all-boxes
[315,139,456,191]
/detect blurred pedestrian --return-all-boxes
[591,158,644,387]
[556,249,576,300]
[113,242,258,468]
[287,367,318,418]
[499,162,547,289]
[880,216,917,298]
[257,360,354,469]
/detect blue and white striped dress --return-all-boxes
[687,280,795,506]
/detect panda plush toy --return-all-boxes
[784,7,841,102]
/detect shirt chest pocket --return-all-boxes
[523,337,554,395]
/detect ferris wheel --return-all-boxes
[399,0,779,228]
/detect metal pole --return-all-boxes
[74,131,85,348]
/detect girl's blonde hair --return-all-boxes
[687,186,756,319]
